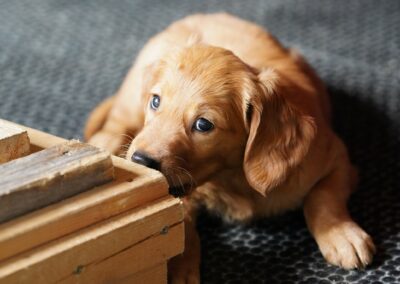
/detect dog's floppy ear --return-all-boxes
[243,68,316,196]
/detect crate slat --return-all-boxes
[0,141,114,223]
[59,224,181,284]
[119,263,167,284]
[0,120,30,164]
[0,158,167,261]
[0,119,183,284]
[0,197,183,284]
[0,123,169,261]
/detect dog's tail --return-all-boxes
[84,96,115,141]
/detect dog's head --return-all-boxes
[127,45,315,197]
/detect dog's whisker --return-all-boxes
[176,173,184,191]
[176,166,196,191]
[118,147,130,152]
[164,168,176,187]
[168,156,195,189]
[174,155,189,167]
[119,145,131,152]
[117,148,129,158]
[119,133,134,141]
[179,167,195,185]
[116,141,133,159]
[166,166,197,195]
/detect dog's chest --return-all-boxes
[194,184,258,223]
[192,172,312,223]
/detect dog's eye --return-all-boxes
[150,95,160,110]
[193,118,214,132]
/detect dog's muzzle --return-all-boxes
[168,184,191,197]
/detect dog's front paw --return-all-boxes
[168,255,200,284]
[316,221,376,269]
[88,131,124,155]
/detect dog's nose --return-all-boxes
[131,151,161,171]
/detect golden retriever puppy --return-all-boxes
[85,13,375,283]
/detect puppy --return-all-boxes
[85,13,375,283]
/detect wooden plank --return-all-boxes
[0,119,162,178]
[0,119,65,153]
[0,120,30,163]
[0,197,184,284]
[118,263,167,284]
[59,224,182,284]
[0,162,167,261]
[0,120,169,261]
[0,141,114,223]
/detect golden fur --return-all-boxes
[85,13,375,283]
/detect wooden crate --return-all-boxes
[0,119,184,284]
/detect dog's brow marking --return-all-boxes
[151,85,161,94]
[178,62,185,70]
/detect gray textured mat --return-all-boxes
[0,1,399,283]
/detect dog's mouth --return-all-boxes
[168,183,192,197]
[160,168,196,198]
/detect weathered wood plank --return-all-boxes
[0,159,167,261]
[0,120,30,164]
[0,120,169,261]
[59,224,182,284]
[118,263,167,284]
[0,197,183,284]
[1,119,161,178]
[0,141,114,223]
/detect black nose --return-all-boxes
[131,151,160,171]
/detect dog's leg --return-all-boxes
[86,102,144,157]
[168,199,200,284]
[87,112,133,155]
[303,155,375,269]
[86,67,145,156]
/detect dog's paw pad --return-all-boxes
[317,222,376,269]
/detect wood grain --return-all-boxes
[0,160,167,261]
[0,120,30,164]
[59,223,182,284]
[0,141,114,223]
[0,119,181,284]
[0,197,183,284]
[118,262,167,284]
[0,121,169,261]
[0,119,160,178]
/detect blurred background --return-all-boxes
[0,1,399,283]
